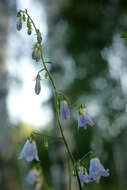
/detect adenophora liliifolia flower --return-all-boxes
[35,74,41,95]
[26,169,39,184]
[89,158,109,183]
[18,139,40,162]
[60,100,70,120]
[78,104,94,129]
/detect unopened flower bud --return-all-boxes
[32,45,41,62]
[37,30,42,43]
[16,16,22,31]
[27,28,32,35]
[35,75,41,95]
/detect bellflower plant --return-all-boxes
[26,169,39,184]
[18,139,40,162]
[60,100,70,120]
[16,9,110,190]
[89,158,109,183]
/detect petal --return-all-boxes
[60,101,69,120]
[25,141,37,162]
[26,170,39,184]
[89,158,109,181]
[78,114,88,127]
[18,140,30,160]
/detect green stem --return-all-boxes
[22,10,82,190]
[67,153,72,190]
[39,45,82,190]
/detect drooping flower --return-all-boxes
[60,100,70,120]
[26,169,39,184]
[35,74,41,95]
[76,170,90,183]
[18,139,40,162]
[89,158,109,183]
[75,167,91,183]
[78,106,94,128]
[32,46,41,62]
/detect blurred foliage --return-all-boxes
[41,0,127,189]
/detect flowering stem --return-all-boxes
[39,45,82,190]
[21,10,82,190]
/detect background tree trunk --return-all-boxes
[0,1,17,189]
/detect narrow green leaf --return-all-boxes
[120,32,127,38]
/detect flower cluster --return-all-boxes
[18,140,41,189]
[75,158,109,184]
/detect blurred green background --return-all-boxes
[0,0,127,190]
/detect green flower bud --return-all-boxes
[16,16,22,31]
